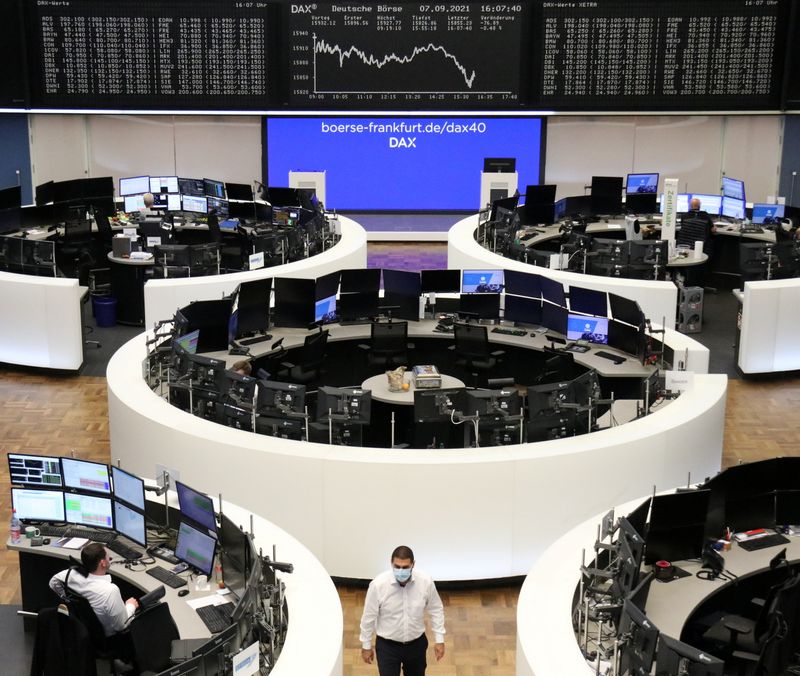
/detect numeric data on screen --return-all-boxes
[287,2,526,108]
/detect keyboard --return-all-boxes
[196,602,234,634]
[239,333,273,346]
[146,566,188,588]
[741,226,764,235]
[594,350,626,364]
[36,524,116,544]
[106,540,143,561]
[738,533,790,552]
[492,327,528,337]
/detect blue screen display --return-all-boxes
[462,269,504,294]
[566,314,609,344]
[265,117,543,211]
[315,295,337,323]
[752,203,784,224]
[626,173,658,194]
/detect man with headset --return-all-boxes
[360,545,446,675]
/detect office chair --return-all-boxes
[82,267,111,348]
[30,605,97,676]
[277,329,329,385]
[451,322,504,387]
[206,211,222,244]
[94,209,114,248]
[128,602,180,675]
[358,320,413,370]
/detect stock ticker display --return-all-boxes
[3,0,799,111]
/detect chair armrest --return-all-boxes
[730,649,759,663]
[750,597,766,609]
[447,345,455,351]
[722,615,753,636]
[357,343,369,351]
[490,350,505,358]
[280,361,296,369]
[407,342,416,350]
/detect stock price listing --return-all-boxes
[287,3,526,108]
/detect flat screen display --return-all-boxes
[174,330,200,354]
[690,193,722,216]
[119,176,150,196]
[62,458,111,494]
[175,521,217,576]
[315,295,337,324]
[12,488,65,522]
[176,481,217,536]
[461,269,504,294]
[569,287,607,317]
[503,295,542,326]
[626,173,658,194]
[114,500,146,546]
[420,269,460,293]
[182,195,208,214]
[721,176,745,201]
[566,314,609,344]
[111,466,145,511]
[722,196,745,220]
[503,269,541,298]
[149,176,179,194]
[64,493,114,530]
[541,303,567,334]
[124,195,144,212]
[660,193,690,214]
[8,453,63,487]
[266,117,543,211]
[752,203,785,224]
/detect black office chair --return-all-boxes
[30,605,97,676]
[128,602,180,675]
[206,211,222,244]
[452,322,504,387]
[277,330,329,385]
[358,320,413,370]
[94,209,114,248]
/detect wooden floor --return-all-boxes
[1,370,799,674]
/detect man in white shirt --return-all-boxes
[359,545,446,676]
[50,542,139,658]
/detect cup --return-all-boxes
[193,575,210,592]
[25,526,40,539]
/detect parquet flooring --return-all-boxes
[0,369,798,674]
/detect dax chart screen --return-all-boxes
[286,2,528,108]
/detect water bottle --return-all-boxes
[10,509,21,544]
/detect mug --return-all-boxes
[25,526,41,539]
[193,575,210,592]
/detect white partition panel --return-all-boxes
[29,114,88,187]
[739,278,800,374]
[143,216,367,328]
[721,115,783,203]
[0,272,84,370]
[108,330,725,581]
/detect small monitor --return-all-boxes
[233,278,271,339]
[539,277,566,307]
[338,292,379,322]
[524,184,557,205]
[271,206,299,227]
[752,203,785,225]
[124,195,145,213]
[609,294,644,327]
[153,193,182,211]
[257,380,306,418]
[655,634,724,676]
[383,269,421,297]
[626,173,658,194]
[178,177,205,197]
[8,453,64,487]
[483,157,516,173]
[61,458,110,494]
[315,271,341,300]
[207,197,228,216]
[12,487,66,522]
[341,268,381,294]
[111,466,145,511]
[567,314,609,344]
[413,387,466,423]
[617,599,659,675]
[721,196,745,220]
[273,277,315,328]
[721,176,745,201]
[462,269,504,294]
[114,500,146,546]
[775,490,800,525]
[64,492,114,530]
[316,386,371,425]
[175,521,217,576]
[182,195,208,214]
[690,193,722,216]
[660,192,690,214]
[542,303,567,334]
[176,481,217,537]
[464,389,521,418]
[645,489,710,564]
[315,294,337,324]
[503,269,541,298]
[590,176,623,215]
[149,176,179,194]
[203,179,225,199]
[174,329,200,354]
[503,295,543,326]
[459,293,501,320]
[225,182,253,201]
[625,192,657,214]
[569,286,607,317]
[119,176,150,197]
[608,320,642,357]
[420,269,460,293]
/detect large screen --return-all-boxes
[266,117,543,211]
[62,458,111,495]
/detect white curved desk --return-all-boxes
[108,330,725,581]
[143,216,367,328]
[448,215,681,330]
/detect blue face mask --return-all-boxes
[393,567,412,583]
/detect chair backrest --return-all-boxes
[301,329,329,369]
[206,212,222,243]
[453,322,489,359]
[94,210,114,242]
[128,602,180,673]
[31,606,97,676]
[676,216,710,247]
[371,321,408,354]
[759,573,800,675]
[62,583,108,652]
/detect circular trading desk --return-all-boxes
[108,322,726,582]
[361,373,466,405]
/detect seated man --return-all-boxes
[49,542,139,661]
[138,193,161,223]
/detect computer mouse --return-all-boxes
[178,589,190,597]
[42,538,51,545]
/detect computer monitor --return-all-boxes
[271,206,299,227]
[690,193,722,216]
[721,196,745,220]
[524,184,556,205]
[609,294,644,327]
[420,269,461,293]
[149,176,179,194]
[527,381,573,418]
[35,181,54,206]
[721,176,745,201]
[608,320,642,358]
[413,388,466,423]
[315,271,341,300]
[174,329,200,355]
[233,278,271,339]
[626,173,658,194]
[113,500,146,546]
[490,195,520,223]
[625,192,658,214]
[591,176,623,215]
[340,268,381,294]
[317,386,371,425]
[338,292,379,322]
[539,277,566,307]
[617,599,659,676]
[314,294,337,324]
[503,295,543,326]
[64,492,113,530]
[383,269,421,297]
[178,177,205,197]
[775,490,800,525]
[111,466,145,511]
[61,458,110,495]
[483,157,516,173]
[566,314,609,344]
[124,195,145,213]
[176,481,217,537]
[182,195,208,214]
[626,498,652,540]
[626,571,654,614]
[225,182,253,201]
[266,186,301,206]
[613,535,642,601]
[203,179,225,199]
[152,193,181,211]
[273,277,315,328]
[542,303,567,334]
[207,197,228,216]
[503,269,541,298]
[175,521,217,576]
[119,176,150,197]
[725,491,776,532]
[569,287,607,317]
[11,487,66,522]
[257,380,306,418]
[8,453,64,487]
[191,623,241,672]
[645,489,710,564]
[461,269,504,294]
[459,293,500,320]
[752,203,785,225]
[655,634,723,676]
[464,389,521,418]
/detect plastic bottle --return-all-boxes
[10,509,21,544]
